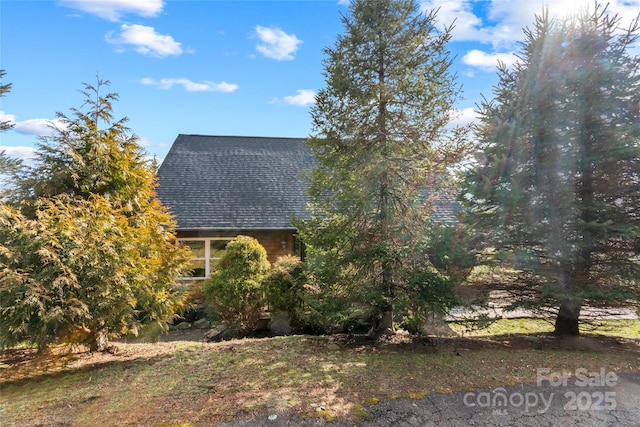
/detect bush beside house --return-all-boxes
[203,236,270,337]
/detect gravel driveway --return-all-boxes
[216,372,640,426]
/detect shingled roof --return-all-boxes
[156,134,461,231]
[156,135,316,230]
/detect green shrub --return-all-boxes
[265,255,370,334]
[203,236,270,336]
[264,255,307,321]
[425,223,476,284]
[399,267,457,334]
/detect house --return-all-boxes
[156,134,316,278]
[157,134,461,279]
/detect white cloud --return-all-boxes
[1,111,68,136]
[14,118,69,136]
[141,77,239,93]
[423,0,640,47]
[270,89,316,106]
[436,0,640,72]
[107,24,183,57]
[0,111,16,125]
[136,136,168,148]
[421,0,546,48]
[136,136,153,148]
[421,0,486,40]
[337,0,350,5]
[449,107,479,128]
[254,26,302,60]
[13,119,56,136]
[0,145,37,161]
[462,49,517,72]
[59,0,164,22]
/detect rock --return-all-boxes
[175,321,192,330]
[204,324,228,341]
[220,327,239,341]
[327,343,341,351]
[269,311,291,336]
[256,316,270,331]
[203,323,239,341]
[422,312,457,337]
[193,318,210,329]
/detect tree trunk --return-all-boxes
[376,306,395,336]
[554,300,581,336]
[89,328,109,352]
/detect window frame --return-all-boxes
[178,237,234,280]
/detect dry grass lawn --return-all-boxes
[1,326,639,426]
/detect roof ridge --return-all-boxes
[177,134,307,140]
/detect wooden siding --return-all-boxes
[176,229,296,264]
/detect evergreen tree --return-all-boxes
[0,78,191,351]
[461,6,640,335]
[298,0,469,334]
[0,70,13,132]
[0,151,20,179]
[0,70,22,193]
[11,78,151,212]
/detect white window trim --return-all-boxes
[178,237,235,280]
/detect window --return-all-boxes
[181,240,206,278]
[178,238,233,279]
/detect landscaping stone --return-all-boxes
[203,324,228,342]
[193,318,210,329]
[220,327,240,341]
[175,321,192,330]
[203,323,239,341]
[269,312,291,336]
[422,312,457,337]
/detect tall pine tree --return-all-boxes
[461,6,640,336]
[299,0,469,334]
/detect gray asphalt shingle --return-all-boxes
[156,134,461,231]
[156,135,316,230]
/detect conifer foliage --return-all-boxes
[0,70,22,191]
[461,6,640,335]
[0,70,13,133]
[0,78,191,352]
[298,0,469,334]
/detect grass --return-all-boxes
[450,318,640,339]
[1,321,639,426]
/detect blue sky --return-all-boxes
[1,0,639,163]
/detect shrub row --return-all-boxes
[201,236,372,337]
